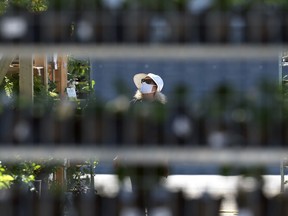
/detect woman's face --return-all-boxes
[141,77,157,94]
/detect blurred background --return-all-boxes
[0,0,288,43]
[0,1,288,216]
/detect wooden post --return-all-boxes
[0,55,15,85]
[34,54,48,90]
[43,55,48,90]
[54,54,69,191]
[55,55,68,97]
[19,55,33,103]
[54,160,68,191]
[55,167,65,186]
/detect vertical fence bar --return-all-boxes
[19,55,34,103]
[281,159,286,193]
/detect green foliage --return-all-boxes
[0,0,8,15]
[123,0,187,11]
[282,75,288,119]
[28,0,49,12]
[10,0,30,8]
[67,159,98,195]
[67,56,93,99]
[81,159,98,175]
[33,75,58,106]
[283,75,288,93]
[68,57,90,80]
[5,160,41,184]
[0,0,49,13]
[0,73,58,107]
[0,74,19,98]
[0,162,14,189]
[2,76,14,98]
[0,158,62,190]
[0,0,287,14]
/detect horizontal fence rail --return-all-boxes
[0,146,287,166]
[0,44,285,59]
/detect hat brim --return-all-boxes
[133,73,148,89]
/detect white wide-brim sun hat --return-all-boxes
[133,73,164,92]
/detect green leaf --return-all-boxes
[34,165,41,171]
[91,80,95,89]
[0,175,14,182]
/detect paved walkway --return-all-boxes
[94,174,281,215]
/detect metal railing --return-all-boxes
[0,10,287,44]
[0,1,288,213]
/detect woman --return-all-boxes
[116,73,169,215]
[131,73,167,104]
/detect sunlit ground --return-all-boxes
[93,174,281,215]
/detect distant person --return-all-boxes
[114,73,168,215]
[131,73,167,104]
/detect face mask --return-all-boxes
[140,83,154,94]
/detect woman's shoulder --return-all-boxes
[130,98,142,104]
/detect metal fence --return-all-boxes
[0,47,287,215]
[0,9,288,44]
[0,45,287,215]
[1,1,288,215]
[0,89,287,215]
[1,176,288,216]
[0,88,286,148]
